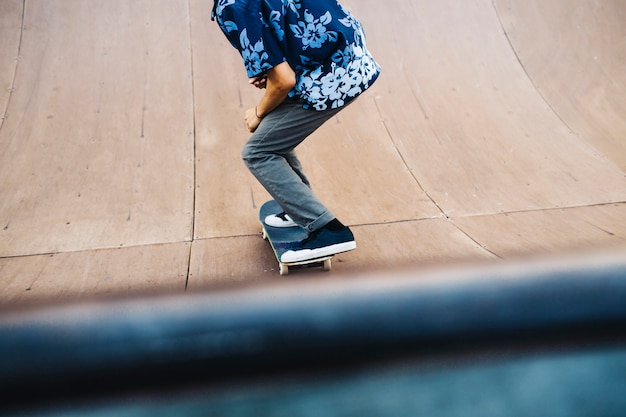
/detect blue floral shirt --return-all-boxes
[213,0,381,110]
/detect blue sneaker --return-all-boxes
[280,226,356,263]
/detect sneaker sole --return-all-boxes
[280,241,356,263]
[265,221,298,228]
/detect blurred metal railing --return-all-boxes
[1,252,626,415]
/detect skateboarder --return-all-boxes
[212,0,380,263]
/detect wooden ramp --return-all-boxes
[1,0,625,304]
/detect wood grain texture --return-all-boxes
[494,0,626,171]
[0,0,22,125]
[0,0,195,257]
[0,243,190,305]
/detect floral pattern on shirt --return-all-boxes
[215,0,380,110]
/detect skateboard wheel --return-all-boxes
[279,264,289,276]
[323,259,332,271]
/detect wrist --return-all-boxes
[255,106,264,120]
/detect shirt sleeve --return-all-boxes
[217,3,287,78]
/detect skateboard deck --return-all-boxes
[259,200,332,276]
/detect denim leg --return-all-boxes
[242,100,342,233]
[284,150,311,188]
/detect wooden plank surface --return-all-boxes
[187,220,497,288]
[494,0,626,171]
[189,0,264,240]
[356,0,626,217]
[453,204,626,258]
[0,0,195,257]
[188,236,278,288]
[0,0,22,122]
[0,242,190,306]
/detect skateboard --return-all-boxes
[259,200,332,276]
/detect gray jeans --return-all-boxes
[242,98,344,233]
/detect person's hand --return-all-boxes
[244,63,296,133]
[249,73,268,89]
[245,107,262,133]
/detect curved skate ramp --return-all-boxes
[495,0,626,171]
[1,0,625,303]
